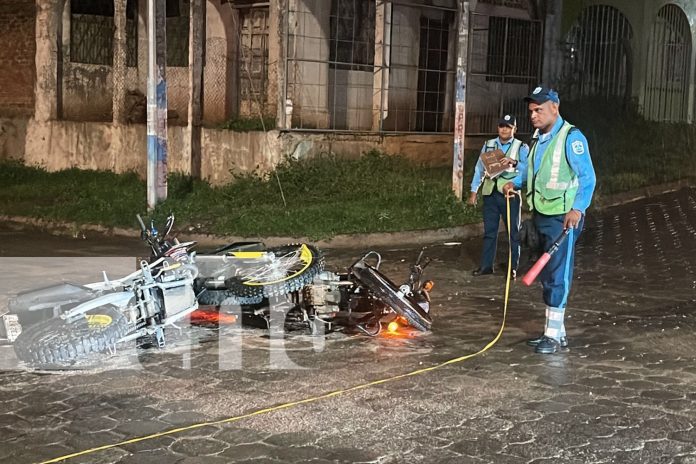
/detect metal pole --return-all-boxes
[452,0,469,200]
[147,0,168,210]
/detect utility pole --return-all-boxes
[452,1,470,200]
[147,0,168,209]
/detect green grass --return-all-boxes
[2,102,692,238]
[0,151,480,239]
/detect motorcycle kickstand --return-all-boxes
[155,326,166,348]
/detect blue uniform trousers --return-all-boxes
[480,190,521,272]
[534,213,584,309]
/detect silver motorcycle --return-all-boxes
[11,215,199,366]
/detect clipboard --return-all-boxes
[480,149,508,179]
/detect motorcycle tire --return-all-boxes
[224,244,324,300]
[351,263,432,332]
[13,306,129,367]
[197,289,264,306]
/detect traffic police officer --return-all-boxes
[469,114,529,279]
[502,86,597,354]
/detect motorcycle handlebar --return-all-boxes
[136,214,147,233]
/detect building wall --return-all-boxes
[0,0,36,116]
[559,0,696,122]
[2,113,452,182]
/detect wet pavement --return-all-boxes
[1,188,696,463]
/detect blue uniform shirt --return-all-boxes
[470,137,530,193]
[512,116,596,214]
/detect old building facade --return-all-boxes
[0,0,693,184]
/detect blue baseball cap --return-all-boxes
[524,86,560,104]
[498,114,516,127]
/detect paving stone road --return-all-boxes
[1,188,696,463]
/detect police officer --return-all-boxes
[502,86,596,354]
[468,114,529,279]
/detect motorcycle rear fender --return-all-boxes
[8,283,100,313]
[61,291,134,320]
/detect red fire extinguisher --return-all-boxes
[521,228,571,286]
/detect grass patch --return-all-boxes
[2,102,691,238]
[0,151,480,239]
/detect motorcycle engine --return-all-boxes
[302,271,352,316]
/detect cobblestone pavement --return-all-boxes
[1,189,696,463]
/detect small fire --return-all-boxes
[387,321,399,333]
[189,309,238,325]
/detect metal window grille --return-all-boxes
[70,0,138,66]
[562,5,632,101]
[70,0,114,65]
[467,12,542,135]
[415,12,455,132]
[329,0,376,71]
[644,4,691,122]
[166,0,190,67]
[285,0,457,133]
[239,7,270,117]
[486,16,542,84]
[476,0,528,10]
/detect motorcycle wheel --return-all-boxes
[13,306,129,367]
[351,264,432,332]
[197,289,264,306]
[225,244,324,299]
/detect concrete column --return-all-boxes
[541,0,563,89]
[268,0,282,124]
[113,0,128,124]
[452,0,470,200]
[372,0,386,131]
[188,0,204,178]
[34,0,62,122]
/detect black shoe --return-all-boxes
[472,268,494,276]
[526,334,568,348]
[509,269,517,280]
[535,336,561,354]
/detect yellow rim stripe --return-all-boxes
[229,251,266,259]
[85,315,112,327]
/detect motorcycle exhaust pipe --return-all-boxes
[522,228,571,286]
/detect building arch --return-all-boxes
[562,4,633,103]
[643,3,691,122]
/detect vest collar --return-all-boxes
[538,116,565,143]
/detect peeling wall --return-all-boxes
[18,118,283,185]
[0,118,28,160]
[8,117,453,185]
[61,63,113,121]
[279,131,454,166]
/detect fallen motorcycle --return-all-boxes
[4,214,433,367]
[11,219,200,366]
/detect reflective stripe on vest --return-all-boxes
[527,122,578,214]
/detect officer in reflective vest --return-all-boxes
[502,86,596,354]
[469,114,529,279]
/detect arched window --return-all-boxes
[70,0,138,66]
[562,5,633,101]
[644,4,691,122]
